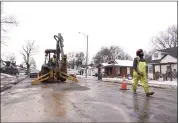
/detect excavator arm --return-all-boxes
[31,33,78,85]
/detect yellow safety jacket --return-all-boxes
[51,58,56,63]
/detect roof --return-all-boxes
[146,54,167,64]
[147,47,177,64]
[102,63,109,66]
[112,60,133,67]
[90,64,98,68]
[157,47,178,58]
[97,60,133,67]
[96,63,108,68]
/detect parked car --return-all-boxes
[29,69,39,78]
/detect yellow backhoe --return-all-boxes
[32,33,78,85]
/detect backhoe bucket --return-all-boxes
[31,71,78,85]
[60,72,79,82]
[32,72,50,85]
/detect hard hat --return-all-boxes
[136,49,144,56]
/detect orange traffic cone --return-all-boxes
[120,75,129,90]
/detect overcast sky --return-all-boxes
[1,2,177,70]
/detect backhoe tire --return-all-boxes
[41,67,49,75]
[55,72,66,82]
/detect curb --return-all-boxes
[76,76,96,80]
[1,84,14,92]
[8,76,27,85]
[102,79,177,89]
[1,76,28,93]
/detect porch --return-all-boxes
[148,62,177,81]
[103,65,133,78]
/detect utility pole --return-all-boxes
[79,32,89,78]
[85,35,88,78]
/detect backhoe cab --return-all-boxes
[32,33,78,85]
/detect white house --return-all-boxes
[147,47,177,81]
[79,65,98,76]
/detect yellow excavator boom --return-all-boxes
[60,72,79,82]
[32,72,50,85]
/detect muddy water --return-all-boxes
[1,77,178,122]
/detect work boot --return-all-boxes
[146,92,154,97]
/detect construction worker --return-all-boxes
[51,54,56,69]
[132,49,154,97]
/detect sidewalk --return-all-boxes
[76,75,96,78]
[1,73,14,79]
[102,77,177,89]
[1,73,28,93]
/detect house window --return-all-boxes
[154,53,158,58]
[118,67,120,74]
[148,65,153,73]
[167,66,171,72]
[173,69,176,72]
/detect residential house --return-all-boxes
[97,60,133,77]
[78,64,98,76]
[96,63,108,75]
[147,47,177,81]
[87,64,98,76]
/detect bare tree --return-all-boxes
[29,57,37,69]
[100,46,111,61]
[120,53,133,60]
[6,53,16,62]
[93,52,104,64]
[93,45,132,64]
[1,2,18,45]
[1,3,18,32]
[67,52,76,69]
[109,45,125,60]
[20,40,39,72]
[75,52,85,69]
[152,25,178,50]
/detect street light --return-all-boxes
[79,32,88,78]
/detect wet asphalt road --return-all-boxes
[1,76,178,122]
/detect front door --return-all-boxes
[167,65,171,78]
[120,67,127,77]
